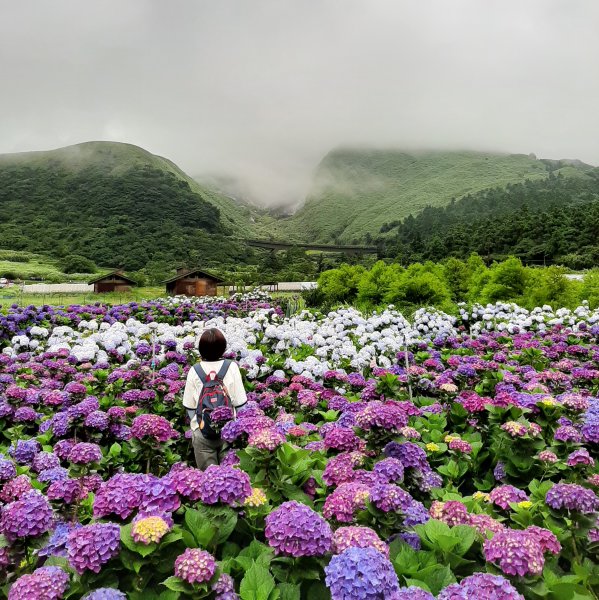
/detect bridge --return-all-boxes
[244,239,378,255]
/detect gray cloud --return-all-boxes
[1,0,598,207]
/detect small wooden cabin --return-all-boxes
[163,268,224,297]
[89,271,136,293]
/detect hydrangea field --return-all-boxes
[0,293,598,599]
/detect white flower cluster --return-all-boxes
[4,301,599,380]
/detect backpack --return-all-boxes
[194,360,233,439]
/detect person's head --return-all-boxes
[198,328,227,361]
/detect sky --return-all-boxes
[1,0,598,206]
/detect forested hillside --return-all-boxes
[377,170,599,268]
[287,149,593,243]
[0,142,252,271]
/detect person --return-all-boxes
[182,328,247,469]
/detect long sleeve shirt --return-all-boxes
[182,360,247,431]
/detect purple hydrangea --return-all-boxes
[83,590,127,600]
[1,489,54,541]
[483,529,546,576]
[68,442,102,465]
[174,548,217,584]
[13,406,39,423]
[130,414,179,443]
[438,573,523,599]
[93,473,151,519]
[332,525,388,557]
[0,456,17,481]
[567,448,595,467]
[323,427,362,452]
[9,439,41,465]
[323,483,370,522]
[84,410,110,431]
[396,588,435,600]
[546,483,599,513]
[373,457,404,483]
[67,522,121,574]
[325,547,400,600]
[384,442,429,472]
[489,485,529,510]
[54,439,76,461]
[139,476,181,514]
[38,467,70,484]
[265,501,332,557]
[167,466,205,501]
[8,566,69,600]
[213,573,235,595]
[38,521,82,559]
[32,451,60,473]
[0,474,33,503]
[369,484,413,513]
[198,465,251,505]
[355,401,408,431]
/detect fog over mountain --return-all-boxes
[1,0,598,208]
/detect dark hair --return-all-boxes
[198,328,227,361]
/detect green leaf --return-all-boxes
[184,507,218,547]
[278,583,301,600]
[414,564,454,595]
[452,525,476,555]
[0,535,8,549]
[239,562,276,600]
[161,577,192,593]
[109,442,122,457]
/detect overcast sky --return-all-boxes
[1,0,598,205]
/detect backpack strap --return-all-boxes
[216,359,232,381]
[193,363,208,384]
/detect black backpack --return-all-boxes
[194,360,233,439]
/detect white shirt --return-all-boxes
[182,360,247,431]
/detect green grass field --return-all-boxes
[0,286,166,309]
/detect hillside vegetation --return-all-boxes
[288,149,594,243]
[377,171,599,268]
[0,142,253,272]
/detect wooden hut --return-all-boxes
[89,270,136,293]
[163,268,224,297]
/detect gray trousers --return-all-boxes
[192,429,227,470]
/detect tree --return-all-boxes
[62,255,97,274]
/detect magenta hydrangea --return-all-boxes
[130,414,179,443]
[325,547,400,600]
[332,526,389,557]
[323,483,370,523]
[438,573,524,599]
[483,529,546,576]
[265,501,332,557]
[174,548,216,585]
[67,522,121,574]
[8,566,69,600]
[68,442,102,465]
[489,485,529,510]
[198,465,251,505]
[167,466,205,501]
[248,427,286,451]
[355,401,408,431]
[93,473,151,519]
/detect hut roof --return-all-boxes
[88,270,137,285]
[162,268,225,284]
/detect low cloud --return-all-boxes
[1,0,598,207]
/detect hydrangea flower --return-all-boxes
[325,547,400,600]
[68,442,102,465]
[130,414,179,443]
[248,427,286,451]
[369,484,413,513]
[483,529,546,576]
[67,523,121,574]
[131,515,171,545]
[265,501,332,556]
[323,482,370,522]
[174,548,216,585]
[373,458,404,483]
[332,526,389,557]
[438,573,523,599]
[8,566,69,600]
[1,490,54,541]
[396,588,435,600]
[489,485,529,510]
[198,465,251,505]
[546,483,599,513]
[83,589,127,600]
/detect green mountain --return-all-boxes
[287,149,595,243]
[0,141,254,271]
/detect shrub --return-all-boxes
[62,255,97,274]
